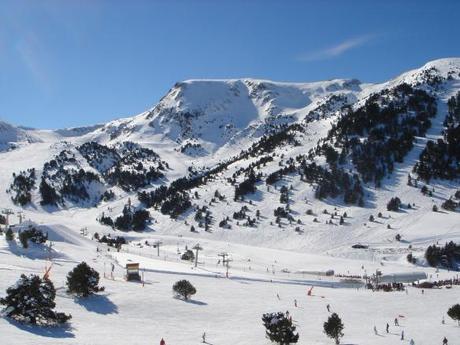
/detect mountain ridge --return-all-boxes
[1,58,459,149]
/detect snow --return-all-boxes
[1,226,459,345]
[0,58,460,344]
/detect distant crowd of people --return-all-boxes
[368,282,405,292]
[414,277,460,289]
[335,273,362,279]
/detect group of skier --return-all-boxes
[372,318,449,345]
[277,290,450,345]
[158,283,451,345]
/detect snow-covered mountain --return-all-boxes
[1,57,460,252]
[0,121,40,152]
[1,58,460,345]
[5,57,460,154]
[78,78,363,156]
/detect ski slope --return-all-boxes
[0,221,459,345]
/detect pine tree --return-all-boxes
[18,231,29,248]
[442,198,458,211]
[17,227,47,249]
[99,215,114,227]
[324,313,344,344]
[66,262,103,297]
[114,205,133,230]
[181,249,195,261]
[262,312,299,344]
[172,280,196,300]
[132,209,150,230]
[407,252,416,264]
[0,274,71,325]
[39,179,59,205]
[5,228,14,241]
[447,304,460,326]
[387,197,401,211]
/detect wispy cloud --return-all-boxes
[297,34,375,62]
[15,31,54,95]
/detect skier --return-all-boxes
[443,337,448,345]
[294,299,297,307]
[373,326,378,335]
[401,330,404,340]
[409,339,415,345]
[442,316,445,324]
[386,323,389,333]
[202,332,206,343]
[276,293,280,300]
[111,263,115,279]
[160,338,166,345]
[326,304,331,312]
[394,317,399,326]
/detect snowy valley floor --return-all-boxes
[0,222,459,345]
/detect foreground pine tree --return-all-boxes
[0,274,71,325]
[5,228,14,241]
[66,262,103,297]
[262,312,299,344]
[18,230,29,248]
[324,313,344,344]
[18,227,48,249]
[447,304,460,326]
[172,280,196,300]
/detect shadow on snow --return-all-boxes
[4,317,75,339]
[173,296,208,306]
[74,294,118,315]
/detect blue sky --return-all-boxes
[1,0,459,129]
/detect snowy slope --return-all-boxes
[1,58,460,345]
[0,58,459,243]
[0,216,459,345]
[0,121,41,152]
[0,58,459,249]
[84,78,364,156]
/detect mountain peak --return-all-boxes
[139,76,364,151]
[421,57,460,70]
[398,57,460,84]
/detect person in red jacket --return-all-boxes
[160,338,166,345]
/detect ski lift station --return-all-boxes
[375,271,428,284]
[126,263,141,281]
